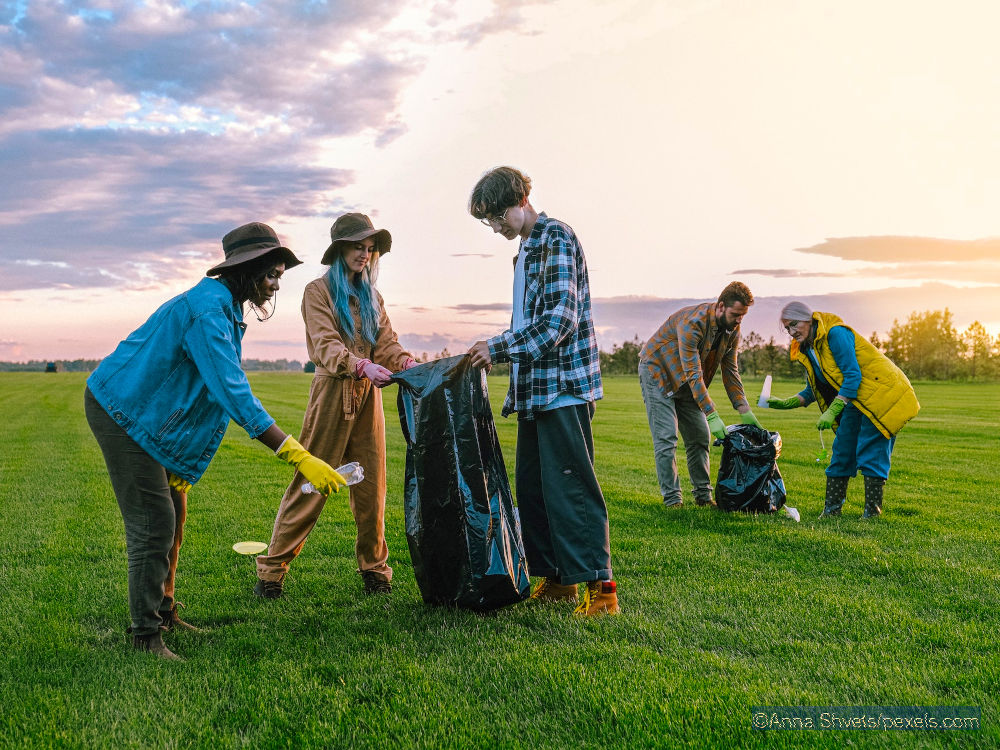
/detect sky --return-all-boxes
[2,0,999,363]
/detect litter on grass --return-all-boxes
[232,541,268,555]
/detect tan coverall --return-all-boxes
[256,277,412,583]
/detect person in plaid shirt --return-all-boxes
[466,166,618,617]
[638,282,763,508]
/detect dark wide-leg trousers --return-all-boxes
[515,402,612,586]
[85,388,186,636]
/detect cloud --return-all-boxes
[448,302,511,313]
[396,331,461,356]
[731,236,1000,285]
[731,268,844,279]
[0,0,528,292]
[795,236,1000,262]
[0,128,354,289]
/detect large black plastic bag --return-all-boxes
[393,355,530,611]
[715,424,787,513]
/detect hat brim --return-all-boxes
[206,245,302,276]
[321,228,392,265]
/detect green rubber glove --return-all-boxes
[276,436,346,495]
[767,395,802,410]
[706,411,728,441]
[740,410,763,428]
[816,397,846,431]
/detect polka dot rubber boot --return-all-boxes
[820,475,850,517]
[863,475,885,518]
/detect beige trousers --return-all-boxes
[256,374,390,582]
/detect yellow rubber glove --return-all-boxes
[706,411,728,441]
[275,436,346,495]
[167,473,192,494]
[740,409,763,428]
[817,397,847,431]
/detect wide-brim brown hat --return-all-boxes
[321,212,392,265]
[207,222,303,276]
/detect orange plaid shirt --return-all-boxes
[639,301,749,415]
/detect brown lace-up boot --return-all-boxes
[573,581,620,616]
[528,577,579,603]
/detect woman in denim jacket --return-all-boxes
[86,222,347,660]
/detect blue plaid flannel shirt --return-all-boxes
[487,213,603,418]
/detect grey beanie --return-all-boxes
[780,301,813,323]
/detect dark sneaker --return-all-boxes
[159,602,202,633]
[362,571,392,595]
[694,496,716,508]
[663,498,684,509]
[573,581,620,617]
[254,578,284,599]
[528,577,578,603]
[132,631,183,661]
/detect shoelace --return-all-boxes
[573,583,599,615]
[529,580,552,600]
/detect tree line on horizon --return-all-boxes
[596,308,1000,382]
[4,310,997,381]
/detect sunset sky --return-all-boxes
[2,0,999,363]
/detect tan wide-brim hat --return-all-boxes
[206,222,303,276]
[320,212,392,266]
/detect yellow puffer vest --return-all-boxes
[790,312,919,438]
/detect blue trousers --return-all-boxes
[826,402,895,480]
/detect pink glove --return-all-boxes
[403,358,418,370]
[356,359,394,387]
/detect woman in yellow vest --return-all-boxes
[767,301,919,517]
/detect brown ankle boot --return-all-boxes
[573,581,620,616]
[528,577,579,603]
[132,631,183,661]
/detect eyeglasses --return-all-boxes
[480,206,512,227]
[783,321,804,334]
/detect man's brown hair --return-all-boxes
[468,166,532,219]
[718,281,754,308]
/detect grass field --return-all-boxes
[1,372,997,749]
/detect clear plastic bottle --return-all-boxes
[302,462,364,494]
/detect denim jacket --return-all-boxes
[87,278,275,483]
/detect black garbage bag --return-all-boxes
[715,424,787,513]
[393,355,530,611]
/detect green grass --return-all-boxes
[1,373,996,748]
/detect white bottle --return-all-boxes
[757,374,773,408]
[302,462,364,494]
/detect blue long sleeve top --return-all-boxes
[796,325,861,405]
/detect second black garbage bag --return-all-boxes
[715,424,787,513]
[393,355,530,611]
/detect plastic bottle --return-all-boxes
[757,374,772,408]
[302,462,364,494]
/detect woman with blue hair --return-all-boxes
[255,213,415,598]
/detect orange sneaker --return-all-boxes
[528,577,579,603]
[573,580,620,616]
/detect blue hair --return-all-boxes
[326,254,380,347]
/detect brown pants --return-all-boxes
[256,375,390,582]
